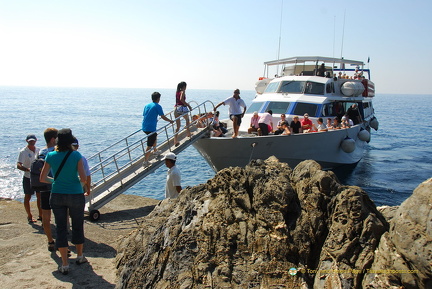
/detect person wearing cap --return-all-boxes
[301,113,313,132]
[163,152,182,199]
[40,128,88,275]
[214,89,247,138]
[248,111,260,134]
[17,134,41,223]
[37,128,58,251]
[142,92,174,167]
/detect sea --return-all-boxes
[1,86,431,207]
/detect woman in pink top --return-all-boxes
[174,81,192,146]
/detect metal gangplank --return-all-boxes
[84,100,214,221]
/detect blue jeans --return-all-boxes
[50,193,85,248]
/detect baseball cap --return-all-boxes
[163,152,177,161]
[26,134,37,141]
[72,137,79,146]
[304,113,309,117]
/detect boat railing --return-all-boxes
[87,100,215,189]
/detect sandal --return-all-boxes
[37,216,42,221]
[27,217,37,223]
[48,241,55,252]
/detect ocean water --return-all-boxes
[1,86,430,206]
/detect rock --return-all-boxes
[363,178,432,289]
[115,158,429,289]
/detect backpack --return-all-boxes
[30,157,51,191]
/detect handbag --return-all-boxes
[54,150,73,180]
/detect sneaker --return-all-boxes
[142,160,150,167]
[76,255,88,265]
[152,149,162,156]
[58,265,69,275]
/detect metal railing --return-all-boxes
[86,100,215,189]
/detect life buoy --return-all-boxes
[370,117,379,131]
[341,137,355,153]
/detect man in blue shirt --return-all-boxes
[142,92,174,166]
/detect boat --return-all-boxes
[193,56,379,171]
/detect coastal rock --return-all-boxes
[115,158,396,288]
[363,179,432,289]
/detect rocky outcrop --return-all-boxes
[115,158,430,289]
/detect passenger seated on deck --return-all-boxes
[326,118,334,130]
[290,116,302,134]
[213,111,227,135]
[274,113,287,135]
[301,113,314,132]
[333,117,342,129]
[193,115,205,128]
[248,111,260,134]
[316,118,328,132]
[341,115,353,128]
[280,121,291,135]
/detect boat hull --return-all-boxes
[193,126,367,171]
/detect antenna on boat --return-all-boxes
[340,9,346,59]
[276,0,284,76]
[333,15,336,58]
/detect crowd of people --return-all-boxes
[247,109,360,136]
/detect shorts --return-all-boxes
[230,114,243,126]
[144,131,157,147]
[40,191,51,210]
[23,177,35,195]
[259,123,270,135]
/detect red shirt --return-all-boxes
[301,118,313,129]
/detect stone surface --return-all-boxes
[115,158,412,289]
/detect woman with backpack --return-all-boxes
[40,128,88,275]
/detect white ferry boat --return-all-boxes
[193,56,378,171]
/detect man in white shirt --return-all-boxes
[17,134,41,223]
[164,152,182,199]
[214,89,247,138]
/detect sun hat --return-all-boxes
[163,152,177,161]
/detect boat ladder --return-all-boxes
[85,100,214,221]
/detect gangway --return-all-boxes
[85,100,214,221]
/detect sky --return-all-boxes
[0,0,431,94]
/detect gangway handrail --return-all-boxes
[87,100,215,195]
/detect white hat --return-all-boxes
[163,152,177,161]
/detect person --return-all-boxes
[274,113,287,135]
[301,113,313,132]
[72,138,91,195]
[163,152,181,199]
[280,121,291,135]
[37,128,58,251]
[347,103,362,125]
[290,116,302,134]
[142,92,174,166]
[17,134,41,223]
[326,118,334,130]
[317,63,326,77]
[40,128,88,275]
[214,89,247,138]
[341,115,353,128]
[316,118,328,132]
[333,117,342,129]
[173,81,192,146]
[248,111,260,134]
[211,111,225,137]
[258,110,273,136]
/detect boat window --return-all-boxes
[246,102,264,114]
[304,82,325,95]
[263,101,291,114]
[293,102,318,117]
[264,82,280,93]
[278,81,305,93]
